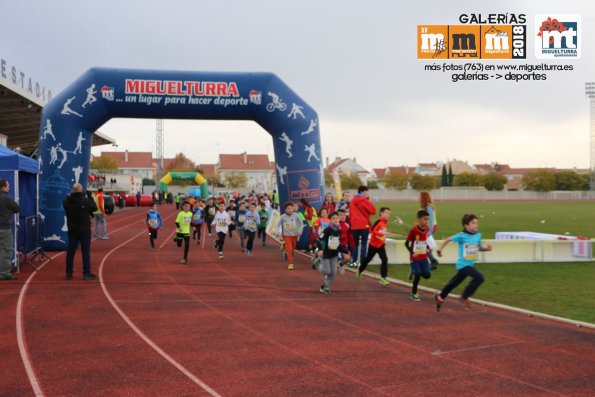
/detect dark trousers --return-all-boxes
[149,229,158,248]
[176,233,190,260]
[228,223,236,238]
[192,224,202,241]
[257,226,267,244]
[358,245,388,278]
[245,230,255,251]
[440,266,485,300]
[66,233,91,275]
[175,202,180,210]
[206,217,214,234]
[411,259,431,294]
[216,232,226,252]
[351,229,369,263]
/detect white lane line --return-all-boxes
[431,341,524,356]
[99,230,221,397]
[16,210,145,397]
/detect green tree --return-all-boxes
[409,173,436,191]
[89,156,118,172]
[555,171,584,191]
[441,164,448,187]
[142,178,155,186]
[447,164,454,186]
[206,173,225,188]
[523,169,557,192]
[224,172,248,188]
[382,172,409,190]
[453,172,483,187]
[580,174,591,191]
[324,170,333,187]
[339,172,362,190]
[367,179,379,189]
[482,172,507,191]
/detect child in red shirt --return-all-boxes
[337,209,354,266]
[405,210,432,301]
[356,207,399,285]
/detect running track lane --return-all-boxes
[8,205,595,396]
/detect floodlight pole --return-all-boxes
[586,82,595,191]
[156,119,164,183]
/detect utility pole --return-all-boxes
[156,119,164,183]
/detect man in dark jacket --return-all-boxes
[63,183,98,280]
[0,178,19,280]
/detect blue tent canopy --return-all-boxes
[0,145,39,263]
[0,145,39,173]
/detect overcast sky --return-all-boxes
[1,0,593,170]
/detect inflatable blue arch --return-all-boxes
[38,68,324,250]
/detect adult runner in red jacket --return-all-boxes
[349,185,376,267]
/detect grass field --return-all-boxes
[364,201,595,323]
[378,201,595,239]
[367,262,595,324]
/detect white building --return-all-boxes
[325,157,369,184]
[217,153,275,192]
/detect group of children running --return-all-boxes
[145,190,493,311]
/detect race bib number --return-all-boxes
[246,220,257,228]
[229,210,236,218]
[183,216,192,225]
[463,244,479,260]
[413,241,427,255]
[328,236,340,250]
[284,220,295,229]
[192,213,202,222]
[208,207,216,216]
[218,219,227,227]
[238,215,246,223]
[148,218,159,228]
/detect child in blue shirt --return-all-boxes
[146,203,163,251]
[244,203,260,256]
[434,214,493,311]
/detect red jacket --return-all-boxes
[349,194,376,230]
[339,221,355,249]
[320,201,336,215]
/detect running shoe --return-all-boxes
[151,247,156,251]
[83,273,97,281]
[241,247,245,252]
[65,273,73,280]
[355,269,362,279]
[287,263,294,270]
[218,252,224,260]
[379,278,390,286]
[180,259,188,264]
[435,293,443,312]
[247,250,252,256]
[410,293,421,302]
[319,285,331,294]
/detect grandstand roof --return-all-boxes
[0,82,114,154]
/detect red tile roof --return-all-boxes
[387,166,415,175]
[373,168,386,178]
[199,164,216,176]
[100,151,154,169]
[218,154,273,170]
[326,158,348,173]
[418,163,438,168]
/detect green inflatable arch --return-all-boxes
[160,172,209,198]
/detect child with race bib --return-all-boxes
[175,201,193,264]
[212,202,232,259]
[236,202,248,252]
[279,202,304,270]
[204,197,217,236]
[405,210,432,301]
[146,203,163,251]
[435,214,493,311]
[257,202,269,247]
[243,203,260,256]
[316,211,341,294]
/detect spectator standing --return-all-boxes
[63,183,98,280]
[0,179,19,280]
[93,188,109,239]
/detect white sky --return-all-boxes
[1,0,593,170]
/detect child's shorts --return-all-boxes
[410,259,431,276]
[338,244,350,254]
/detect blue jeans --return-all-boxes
[66,233,91,275]
[411,259,432,294]
[440,266,485,300]
[350,229,369,264]
[94,214,107,237]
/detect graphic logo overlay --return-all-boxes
[249,90,262,105]
[535,14,581,59]
[418,25,449,59]
[481,25,512,59]
[101,86,114,101]
[287,170,320,201]
[449,25,480,58]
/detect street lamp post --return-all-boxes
[586,82,595,191]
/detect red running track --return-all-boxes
[1,205,595,396]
